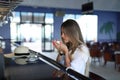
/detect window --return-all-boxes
[63,14,98,42]
[21,12,32,23]
[34,13,45,23]
[10,12,54,52]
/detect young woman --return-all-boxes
[52,19,91,79]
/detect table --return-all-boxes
[4,57,56,80]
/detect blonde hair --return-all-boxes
[61,19,84,54]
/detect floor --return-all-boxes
[90,59,120,80]
[41,52,120,80]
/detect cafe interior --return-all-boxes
[0,0,120,80]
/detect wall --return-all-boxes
[0,20,11,53]
[95,11,118,42]
[117,13,120,41]
[0,6,120,53]
[53,16,63,40]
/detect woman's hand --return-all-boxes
[52,40,68,54]
[53,40,71,67]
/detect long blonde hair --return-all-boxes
[61,19,84,54]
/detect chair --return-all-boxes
[114,51,120,71]
[103,43,115,65]
[103,51,114,65]
[89,72,106,80]
[89,44,102,63]
[103,42,120,66]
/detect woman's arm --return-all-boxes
[56,53,62,62]
[52,40,71,67]
[64,52,71,67]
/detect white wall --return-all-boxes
[21,0,120,12]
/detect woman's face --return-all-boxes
[61,27,69,43]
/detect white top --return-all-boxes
[59,44,90,76]
[70,44,90,75]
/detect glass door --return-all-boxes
[42,24,54,52]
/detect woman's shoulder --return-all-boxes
[77,44,90,57]
[78,43,89,51]
[72,44,90,63]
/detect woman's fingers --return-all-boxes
[52,40,68,53]
[52,40,61,49]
